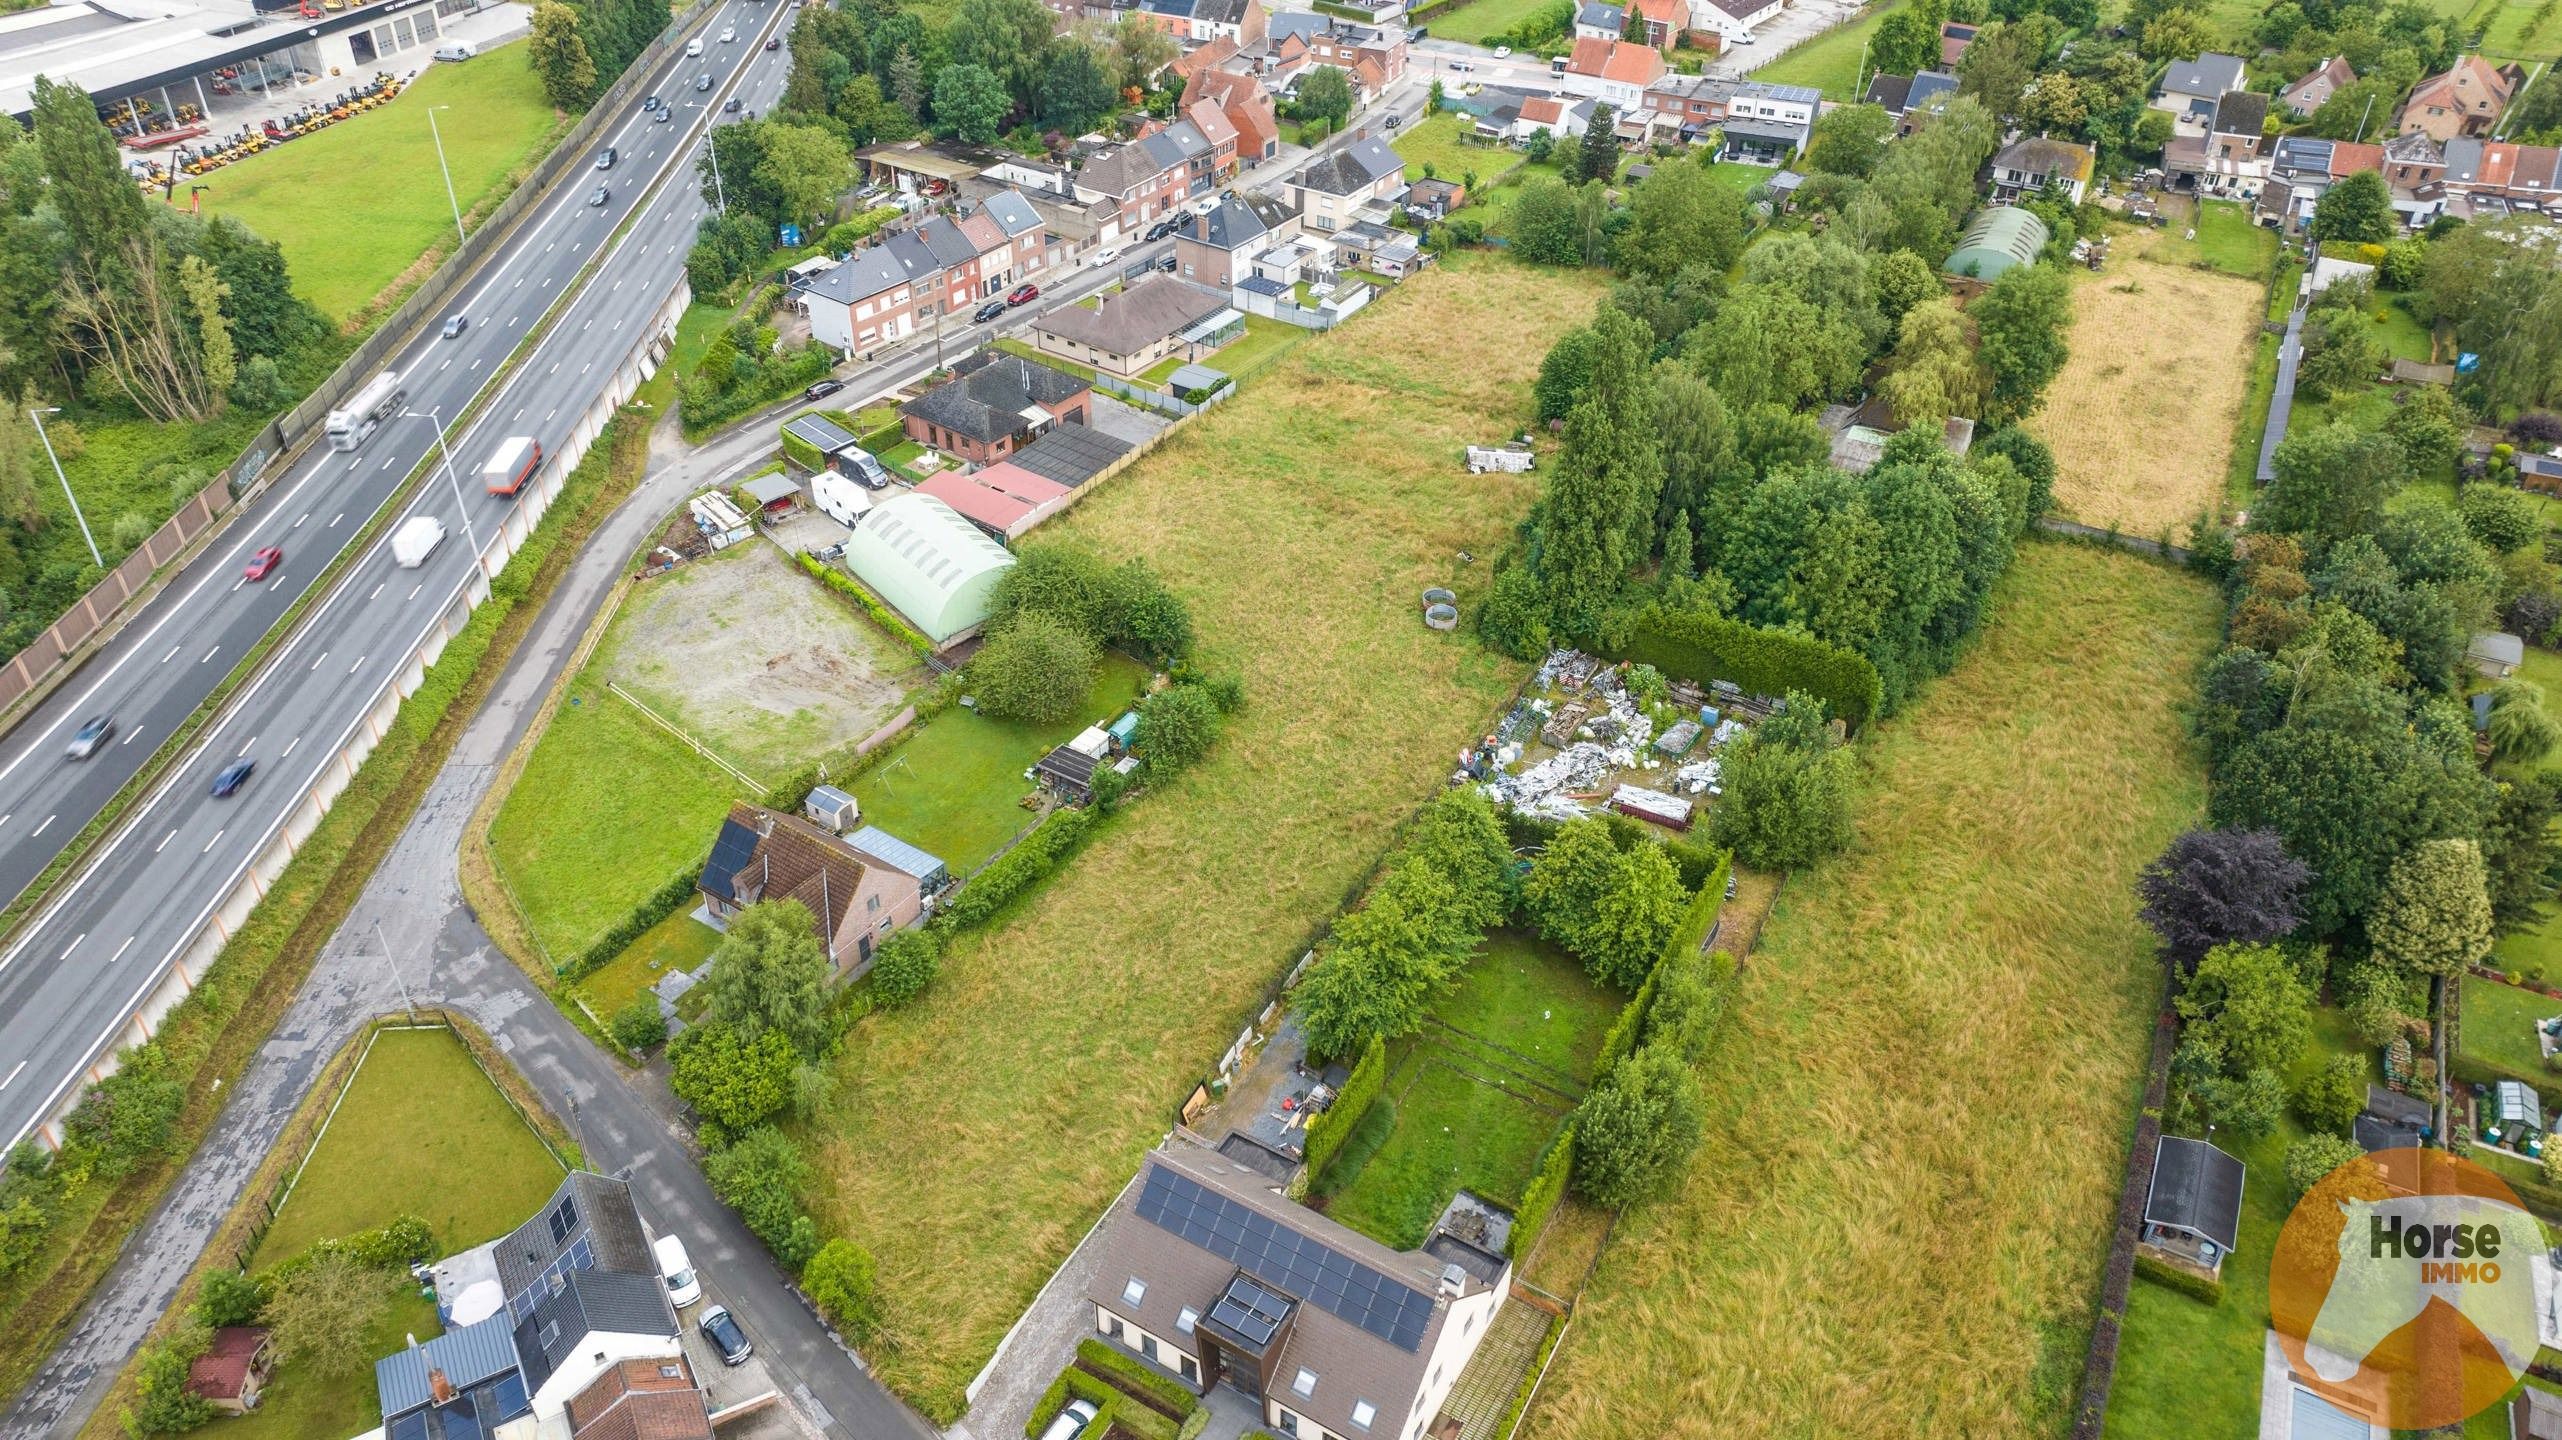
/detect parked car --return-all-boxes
[589,185,610,206]
[595,147,616,170]
[1092,246,1119,266]
[973,299,1008,323]
[840,449,890,489]
[805,378,846,401]
[1155,253,1176,272]
[1450,59,1473,73]
[1144,218,1177,242]
[1036,1399,1100,1440]
[243,545,282,581]
[654,1235,702,1309]
[698,1307,752,1365]
[1494,44,1512,56]
[1385,113,1402,129]
[65,715,114,760]
[441,314,468,339]
[1006,283,1040,305]
[211,758,255,798]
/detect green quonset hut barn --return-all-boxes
[1942,206,2050,282]
[840,491,1016,645]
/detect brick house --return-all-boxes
[900,351,1096,466]
[800,191,1047,358]
[1284,133,1407,231]
[697,804,924,974]
[2399,55,2518,142]
[2280,55,2355,118]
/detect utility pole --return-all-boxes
[406,408,485,565]
[31,407,100,567]
[427,103,464,245]
[372,919,419,1017]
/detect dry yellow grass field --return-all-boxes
[2031,260,2262,538]
[1521,543,2220,1440]
[801,256,1611,1418]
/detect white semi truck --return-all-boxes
[325,371,405,451]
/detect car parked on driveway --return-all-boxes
[1006,283,1039,305]
[1036,1398,1099,1440]
[65,715,114,760]
[804,378,845,401]
[243,545,282,581]
[212,758,255,798]
[698,1306,752,1365]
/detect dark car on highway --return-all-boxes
[698,1306,752,1366]
[722,96,741,113]
[973,299,1008,323]
[212,758,255,798]
[595,147,616,170]
[695,73,713,91]
[764,36,780,49]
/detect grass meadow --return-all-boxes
[201,41,565,322]
[1424,0,1572,47]
[1393,111,1524,191]
[1752,1,1896,99]
[2032,251,2264,537]
[2461,973,2561,1079]
[800,256,1609,1420]
[1520,542,2222,1440]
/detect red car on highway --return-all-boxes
[1006,283,1040,306]
[243,545,283,581]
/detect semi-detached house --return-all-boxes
[802,190,1048,359]
[1559,36,1664,110]
[1077,119,1236,237]
[1285,134,1407,231]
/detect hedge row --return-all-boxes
[563,868,701,982]
[1502,808,1725,891]
[1509,1121,1575,1260]
[2131,1254,2224,1306]
[780,427,826,474]
[1303,1033,1387,1182]
[1075,1338,1198,1419]
[1593,850,1731,1078]
[1611,604,1884,731]
[938,806,1098,931]
[680,342,834,435]
[795,552,934,659]
[1025,1364,1187,1440]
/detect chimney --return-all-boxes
[429,1368,456,1406]
[1437,1263,1466,1298]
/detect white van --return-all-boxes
[434,42,475,62]
[685,36,704,56]
[811,468,875,527]
[654,1234,702,1309]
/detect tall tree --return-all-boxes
[1536,309,1661,638]
[754,122,853,229]
[1804,102,1890,177]
[529,0,599,110]
[0,390,45,531]
[703,900,835,1056]
[1616,154,1748,281]
[2254,421,2408,549]
[1036,38,1116,133]
[2368,837,2494,976]
[1707,692,1858,867]
[1577,103,1620,183]
[1105,12,1178,92]
[948,0,1055,108]
[1969,262,2070,423]
[1572,1044,1705,1208]
[1878,295,1980,431]
[267,1252,392,1377]
[2136,828,2312,970]
[177,254,233,403]
[1298,64,1354,129]
[2175,941,2314,1077]
[2309,169,2394,244]
[932,62,1011,143]
[1508,174,1585,266]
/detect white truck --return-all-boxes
[391,515,447,568]
[325,371,405,451]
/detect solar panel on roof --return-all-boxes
[1135,1164,1434,1352]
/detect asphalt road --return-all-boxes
[0,0,797,1153]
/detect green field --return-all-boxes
[1754,1,1897,100]
[490,679,755,962]
[2464,972,2562,1078]
[1524,543,2223,1440]
[1393,110,1523,191]
[1425,0,1570,47]
[2481,0,2562,59]
[1314,930,1618,1249]
[200,41,564,320]
[255,1026,564,1264]
[2136,199,2278,279]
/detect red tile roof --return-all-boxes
[186,1328,268,1402]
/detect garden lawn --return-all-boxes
[2481,0,2562,59]
[1313,930,1618,1249]
[217,1289,440,1440]
[253,1026,564,1264]
[2463,973,2562,1080]
[2131,199,2276,279]
[2103,1010,2373,1440]
[201,41,563,321]
[575,909,721,1017]
[1393,111,1524,190]
[1752,0,1896,99]
[851,653,1149,874]
[801,255,1609,1420]
[1522,542,2223,1440]
[489,675,755,962]
[1427,0,1570,46]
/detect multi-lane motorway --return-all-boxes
[0,0,795,1150]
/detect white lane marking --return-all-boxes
[122,726,143,747]
[515,275,525,288]
[330,512,344,527]
[237,736,255,757]
[108,936,133,965]
[154,829,175,853]
[293,512,309,528]
[369,584,383,601]
[380,454,397,470]
[282,736,300,758]
[0,814,9,827]
[201,829,222,854]
[30,814,52,837]
[409,584,423,600]
[161,644,179,664]
[440,359,451,372]
[229,577,243,594]
[200,646,220,665]
[0,1063,23,1092]
[311,651,328,672]
[351,655,366,673]
[60,933,82,960]
[613,280,623,292]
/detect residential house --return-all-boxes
[2400,55,2517,142]
[1573,1,1625,42]
[1172,191,1288,286]
[2439,136,2562,221]
[1403,176,1466,220]
[1033,273,1239,377]
[2269,131,2449,230]
[1077,119,1233,234]
[1169,34,1240,84]
[1503,93,1592,142]
[1684,0,1786,47]
[2154,51,2249,132]
[1572,0,1679,47]
[1268,13,1409,88]
[2281,55,2355,118]
[566,1359,715,1440]
[1085,1137,1511,1440]
[918,464,1076,542]
[2138,1136,2246,1277]
[1182,65,1283,164]
[1188,0,1267,46]
[1330,218,1426,276]
[1862,68,1957,134]
[699,803,926,971]
[1284,133,1407,231]
[1560,36,1665,110]
[1939,20,1976,67]
[1637,73,1815,153]
[388,1176,690,1440]
[186,1329,272,1415]
[1988,135,2096,204]
[901,350,1095,467]
[801,191,1048,358]
[2164,89,2269,198]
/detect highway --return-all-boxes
[0,0,796,1151]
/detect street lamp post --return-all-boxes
[403,408,484,565]
[427,104,464,246]
[30,407,101,568]
[696,108,727,211]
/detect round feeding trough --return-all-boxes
[1424,603,1459,631]
[1422,586,1456,605]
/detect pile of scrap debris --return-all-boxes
[1463,650,1784,826]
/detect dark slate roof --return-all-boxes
[979,189,1043,237]
[699,814,762,906]
[902,353,1091,446]
[2144,1136,2245,1251]
[1294,135,1404,196]
[377,1315,522,1418]
[1907,69,1959,109]
[1864,72,1913,113]
[2161,52,2247,99]
[1176,192,1270,250]
[494,1174,657,1306]
[2355,1113,2427,1153]
[2213,88,2269,137]
[1035,275,1230,355]
[2367,1085,2434,1128]
[1006,422,1135,487]
[804,249,911,307]
[512,1269,678,1400]
[1576,1,1622,28]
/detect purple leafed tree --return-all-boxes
[2136,828,2312,970]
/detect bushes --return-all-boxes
[679,340,835,436]
[940,806,1098,930]
[669,1023,798,1134]
[125,1324,215,1437]
[1024,1349,1197,1440]
[867,929,941,1008]
[2132,1253,2225,1306]
[1509,1121,1575,1259]
[705,1126,816,1268]
[609,995,668,1052]
[987,545,1197,668]
[795,552,934,658]
[564,870,700,982]
[970,612,1100,723]
[801,1237,880,1340]
[1302,1034,1385,1180]
[1133,683,1224,775]
[1571,1043,1704,1209]
[62,1043,187,1181]
[1522,817,1688,989]
[1612,605,1884,731]
[1708,693,1858,872]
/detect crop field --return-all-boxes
[1521,542,2221,1440]
[201,41,564,322]
[799,256,1610,1420]
[2031,257,2263,537]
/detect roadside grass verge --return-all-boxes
[253,1025,565,1263]
[799,255,1610,1420]
[1520,542,2221,1440]
[201,41,567,322]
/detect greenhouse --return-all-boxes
[838,492,1016,645]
